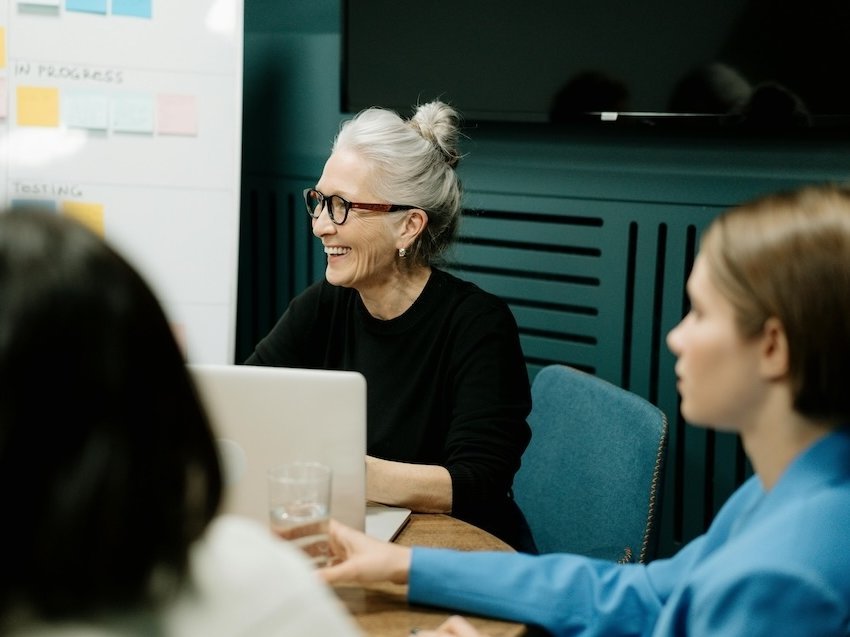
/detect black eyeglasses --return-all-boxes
[303,188,413,225]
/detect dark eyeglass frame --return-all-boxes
[303,188,414,225]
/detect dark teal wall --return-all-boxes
[242,0,344,182]
[239,0,850,558]
[241,0,850,193]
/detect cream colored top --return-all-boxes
[9,516,362,637]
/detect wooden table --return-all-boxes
[335,513,526,637]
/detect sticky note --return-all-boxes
[18,0,61,6]
[112,0,151,18]
[61,201,105,236]
[17,86,60,127]
[111,93,155,133]
[0,78,7,119]
[10,199,58,212]
[65,0,107,14]
[64,90,109,130]
[157,94,198,136]
[0,28,6,69]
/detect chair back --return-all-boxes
[514,365,668,562]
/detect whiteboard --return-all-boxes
[0,0,243,364]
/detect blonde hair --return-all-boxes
[333,101,463,265]
[700,184,850,421]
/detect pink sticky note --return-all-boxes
[156,94,198,136]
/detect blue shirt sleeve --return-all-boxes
[408,548,667,636]
[655,564,848,635]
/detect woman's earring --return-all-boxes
[398,247,408,258]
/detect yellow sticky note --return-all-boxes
[61,201,105,237]
[17,86,60,127]
[0,78,7,120]
[0,28,6,69]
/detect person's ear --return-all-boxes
[759,317,789,380]
[399,208,428,246]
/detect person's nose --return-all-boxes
[311,203,336,237]
[666,320,684,356]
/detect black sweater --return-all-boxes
[246,268,533,548]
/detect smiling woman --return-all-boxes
[246,101,535,552]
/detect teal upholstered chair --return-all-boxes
[514,365,668,563]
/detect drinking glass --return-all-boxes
[267,461,332,566]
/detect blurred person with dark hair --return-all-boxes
[0,209,361,636]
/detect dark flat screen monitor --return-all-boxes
[342,0,850,130]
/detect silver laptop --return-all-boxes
[188,364,409,541]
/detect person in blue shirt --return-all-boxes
[319,183,850,636]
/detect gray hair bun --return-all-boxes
[409,101,462,169]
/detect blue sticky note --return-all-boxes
[64,90,110,131]
[112,0,151,18]
[17,0,61,8]
[10,199,58,212]
[65,0,107,14]
[111,93,155,134]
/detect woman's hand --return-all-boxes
[414,615,489,637]
[318,519,412,585]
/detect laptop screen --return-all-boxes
[188,364,367,532]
